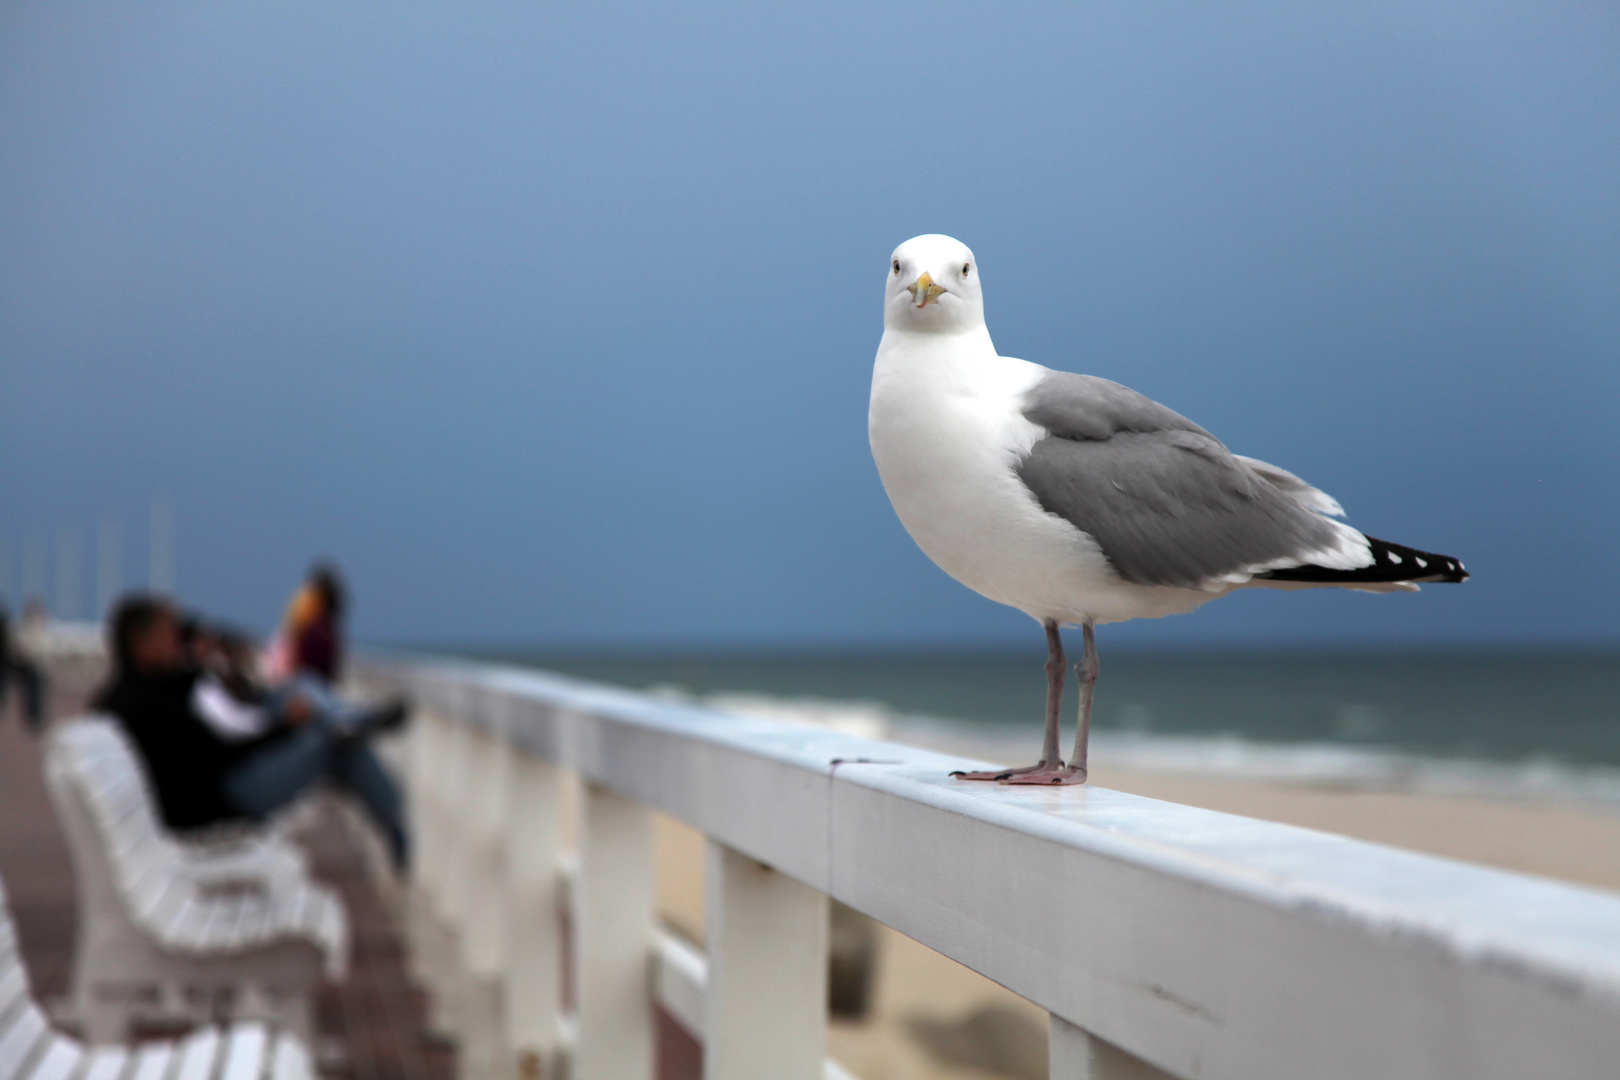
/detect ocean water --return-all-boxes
[479,649,1620,769]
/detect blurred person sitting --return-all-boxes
[0,599,46,733]
[95,594,410,870]
[268,564,347,687]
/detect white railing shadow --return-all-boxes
[359,652,1620,1080]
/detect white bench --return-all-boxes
[43,718,348,1045]
[0,873,314,1080]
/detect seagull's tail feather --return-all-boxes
[1260,536,1469,586]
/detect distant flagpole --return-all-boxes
[22,532,47,608]
[149,496,177,595]
[98,514,122,620]
[55,527,81,621]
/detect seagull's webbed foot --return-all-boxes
[950,761,1060,782]
[1002,763,1086,786]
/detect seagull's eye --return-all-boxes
[892,259,900,275]
[962,262,971,276]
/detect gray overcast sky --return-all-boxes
[1,3,1616,650]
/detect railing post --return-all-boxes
[404,700,454,999]
[703,841,828,1080]
[1050,1016,1176,1080]
[416,694,471,923]
[406,695,449,913]
[462,725,512,974]
[503,748,565,1079]
[575,781,655,1080]
[438,710,478,925]
[456,715,513,1080]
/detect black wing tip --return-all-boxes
[1264,536,1469,585]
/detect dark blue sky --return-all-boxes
[2,4,1616,649]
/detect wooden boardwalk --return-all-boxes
[0,671,455,1080]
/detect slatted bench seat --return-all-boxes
[43,718,348,1045]
[0,874,313,1080]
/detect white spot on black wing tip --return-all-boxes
[1389,552,1403,565]
[1415,557,1427,568]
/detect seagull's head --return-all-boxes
[884,234,984,334]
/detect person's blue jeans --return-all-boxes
[220,710,408,870]
[271,675,375,733]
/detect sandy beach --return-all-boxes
[652,755,1620,1080]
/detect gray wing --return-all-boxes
[1017,372,1349,588]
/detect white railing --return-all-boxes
[357,652,1620,1080]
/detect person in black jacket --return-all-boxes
[0,601,46,733]
[95,594,409,870]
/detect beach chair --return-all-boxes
[0,872,314,1080]
[42,718,348,1045]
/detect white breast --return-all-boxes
[868,329,1221,625]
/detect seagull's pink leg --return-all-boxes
[1005,620,1095,786]
[952,622,1067,781]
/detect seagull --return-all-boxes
[869,234,1468,785]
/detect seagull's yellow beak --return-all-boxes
[907,272,947,309]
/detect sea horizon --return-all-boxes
[404,644,1620,776]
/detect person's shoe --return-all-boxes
[368,697,411,733]
[332,696,411,740]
